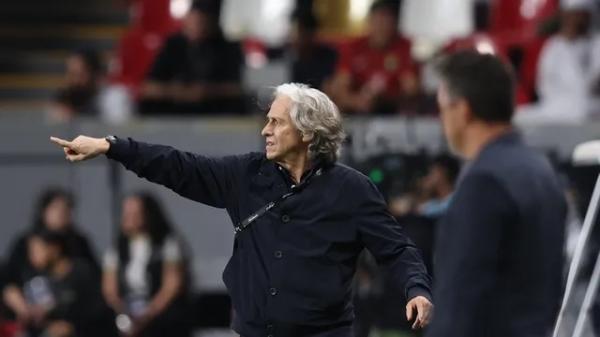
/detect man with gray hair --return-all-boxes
[50,83,433,337]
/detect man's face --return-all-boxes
[66,55,93,88]
[43,196,72,231]
[121,196,145,236]
[368,9,398,46]
[183,10,211,42]
[261,95,307,162]
[421,165,444,198]
[289,22,313,50]
[561,9,591,38]
[437,82,468,156]
[28,236,54,270]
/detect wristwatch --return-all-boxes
[105,135,118,147]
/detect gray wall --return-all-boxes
[1,115,599,291]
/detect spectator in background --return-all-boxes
[49,50,133,124]
[3,229,110,337]
[139,0,244,115]
[102,193,191,337]
[3,188,99,295]
[269,9,338,91]
[388,154,460,220]
[518,0,600,123]
[417,154,460,219]
[329,0,421,115]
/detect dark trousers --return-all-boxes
[241,322,353,337]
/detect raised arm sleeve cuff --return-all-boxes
[105,136,131,161]
[407,284,432,302]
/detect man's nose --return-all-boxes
[261,125,271,137]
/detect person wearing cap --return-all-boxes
[50,83,433,337]
[139,0,244,115]
[518,0,600,123]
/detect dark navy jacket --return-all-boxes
[426,131,566,337]
[106,137,432,337]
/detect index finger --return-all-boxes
[50,136,72,147]
[412,316,420,330]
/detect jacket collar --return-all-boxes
[478,129,521,159]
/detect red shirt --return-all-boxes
[337,35,418,99]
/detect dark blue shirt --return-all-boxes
[426,131,567,337]
[106,137,432,337]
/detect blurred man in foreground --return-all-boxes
[426,51,567,337]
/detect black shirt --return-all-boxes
[16,260,106,337]
[106,137,432,337]
[149,33,241,84]
[5,229,99,286]
[268,43,338,90]
[144,32,243,114]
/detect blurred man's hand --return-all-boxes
[45,320,74,337]
[50,135,110,162]
[406,295,433,329]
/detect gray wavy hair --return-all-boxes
[275,83,345,163]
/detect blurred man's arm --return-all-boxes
[172,82,243,102]
[329,72,376,113]
[101,269,124,314]
[3,285,30,322]
[140,81,171,100]
[141,81,243,102]
[141,262,183,323]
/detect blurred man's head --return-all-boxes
[28,230,68,271]
[121,195,145,236]
[261,83,345,165]
[183,0,221,42]
[367,0,400,47]
[35,188,74,232]
[421,154,461,199]
[120,192,173,245]
[65,50,102,88]
[560,0,594,39]
[289,9,319,50]
[435,51,515,157]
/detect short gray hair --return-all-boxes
[275,83,345,163]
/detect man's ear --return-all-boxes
[301,132,314,143]
[457,98,473,125]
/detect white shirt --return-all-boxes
[103,235,182,297]
[517,33,600,123]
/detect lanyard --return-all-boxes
[233,167,323,234]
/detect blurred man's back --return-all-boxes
[427,51,567,337]
[430,132,566,337]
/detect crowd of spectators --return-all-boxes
[44,0,600,123]
[0,189,192,337]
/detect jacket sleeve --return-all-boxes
[351,175,432,302]
[105,137,245,209]
[426,172,517,337]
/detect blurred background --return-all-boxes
[0,0,600,336]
